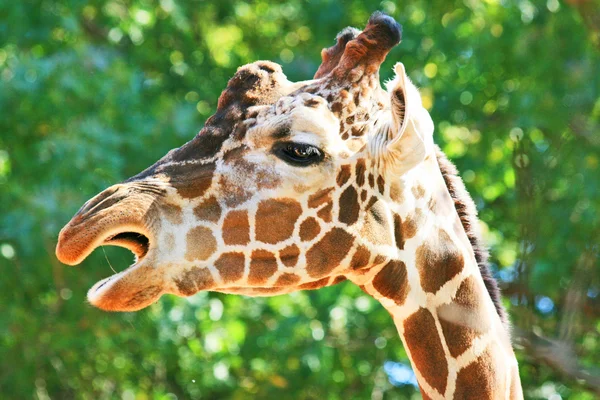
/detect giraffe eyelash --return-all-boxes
[272,141,325,167]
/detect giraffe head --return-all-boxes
[56,12,434,311]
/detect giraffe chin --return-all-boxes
[87,262,164,312]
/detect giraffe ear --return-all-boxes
[382,63,434,174]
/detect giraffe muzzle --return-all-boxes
[55,183,161,266]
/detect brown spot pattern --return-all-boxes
[393,213,404,250]
[308,187,334,209]
[396,208,424,249]
[389,182,404,202]
[317,203,333,222]
[372,254,387,266]
[185,226,217,261]
[174,267,214,296]
[194,196,222,223]
[275,273,301,286]
[372,260,409,305]
[215,252,245,283]
[403,216,419,240]
[222,210,250,245]
[280,244,300,267]
[255,198,302,244]
[299,217,321,241]
[332,275,347,285]
[350,245,371,270]
[403,308,448,395]
[355,159,366,186]
[412,185,425,199]
[437,276,491,358]
[162,203,183,224]
[303,97,321,108]
[453,343,506,399]
[360,189,367,202]
[427,197,437,214]
[416,229,465,293]
[331,101,343,114]
[351,125,364,137]
[365,195,377,211]
[299,277,330,290]
[368,173,375,188]
[219,175,253,208]
[306,228,354,278]
[339,186,360,225]
[376,176,385,194]
[336,164,352,187]
[363,196,391,241]
[171,162,215,199]
[249,250,278,285]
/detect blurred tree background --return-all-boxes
[1,0,599,399]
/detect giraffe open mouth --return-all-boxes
[82,224,166,312]
[55,182,168,311]
[57,220,165,311]
[102,231,150,260]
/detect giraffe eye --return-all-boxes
[273,142,324,167]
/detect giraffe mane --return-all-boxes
[435,145,508,325]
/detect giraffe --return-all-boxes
[56,12,523,399]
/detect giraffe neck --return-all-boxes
[350,156,523,399]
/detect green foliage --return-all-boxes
[1,0,599,399]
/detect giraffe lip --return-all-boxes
[56,181,160,266]
[87,263,164,312]
[56,220,152,266]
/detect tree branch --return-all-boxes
[514,328,600,395]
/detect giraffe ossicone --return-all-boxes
[56,12,523,399]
